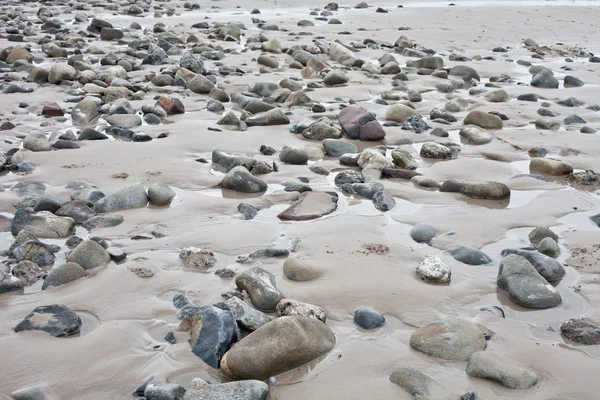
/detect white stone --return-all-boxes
[416,256,451,283]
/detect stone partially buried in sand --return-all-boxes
[389,367,447,399]
[560,319,600,345]
[278,191,338,221]
[147,182,176,205]
[339,106,386,141]
[14,304,81,337]
[283,257,324,281]
[245,108,290,127]
[466,351,539,389]
[11,209,75,238]
[236,267,286,312]
[94,183,149,213]
[67,240,110,270]
[463,111,503,130]
[42,262,87,290]
[183,381,268,400]
[220,316,336,380]
[221,166,268,193]
[450,246,492,265]
[529,158,573,175]
[409,317,487,361]
[497,254,562,308]
[459,181,511,200]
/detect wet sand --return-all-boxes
[1,0,600,399]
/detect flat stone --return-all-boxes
[354,308,386,330]
[389,367,447,399]
[14,304,81,337]
[182,381,268,400]
[466,351,539,389]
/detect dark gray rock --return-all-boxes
[148,182,176,205]
[560,318,600,345]
[402,116,430,133]
[238,203,259,220]
[235,267,285,312]
[564,75,584,87]
[82,215,124,230]
[501,248,565,282]
[55,201,96,223]
[531,69,559,88]
[497,254,562,308]
[34,194,65,213]
[14,304,81,337]
[343,182,384,199]
[372,190,395,211]
[450,246,492,265]
[354,308,385,330]
[279,146,308,164]
[225,296,271,331]
[334,170,364,186]
[221,166,268,193]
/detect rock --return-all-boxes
[55,201,96,223]
[538,237,560,258]
[11,387,48,400]
[372,190,395,211]
[188,75,215,94]
[78,128,107,141]
[339,106,386,140]
[531,69,559,88]
[389,367,446,400]
[66,240,110,270]
[358,148,393,170]
[235,267,285,312]
[449,65,480,81]
[48,64,77,84]
[14,241,55,267]
[322,139,358,157]
[450,246,492,265]
[497,254,562,308]
[179,247,216,270]
[277,299,326,322]
[179,302,237,369]
[144,382,186,400]
[42,262,87,290]
[459,125,493,145]
[420,142,453,159]
[518,93,539,102]
[410,317,486,361]
[446,97,469,112]
[529,227,558,247]
[157,96,185,115]
[94,183,149,213]
[430,108,457,123]
[12,260,44,284]
[182,381,268,400]
[324,70,349,86]
[105,114,142,129]
[71,97,99,125]
[353,308,385,330]
[402,116,430,133]
[12,209,75,238]
[463,111,503,129]
[148,182,175,205]
[279,146,308,164]
[42,103,64,117]
[391,149,417,170]
[407,56,443,70]
[535,117,561,130]
[485,89,509,102]
[83,215,124,230]
[411,176,441,189]
[262,38,282,53]
[501,248,565,282]
[530,158,573,175]
[221,166,267,193]
[466,351,538,389]
[410,224,436,243]
[560,319,600,345]
[6,45,33,64]
[564,75,584,87]
[567,169,600,185]
[329,41,356,64]
[283,258,323,281]
[220,316,336,380]
[459,181,510,200]
[225,297,271,332]
[34,194,65,213]
[386,104,419,123]
[14,304,81,337]
[564,114,586,124]
[23,133,51,152]
[416,256,451,283]
[245,109,290,126]
[180,54,205,74]
[278,191,338,221]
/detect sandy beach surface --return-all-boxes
[1,0,600,399]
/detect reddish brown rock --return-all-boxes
[339,106,386,141]
[278,192,338,221]
[156,95,185,115]
[41,103,64,117]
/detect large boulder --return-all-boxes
[220,316,336,380]
[497,254,562,308]
[14,304,81,337]
[66,240,110,270]
[94,183,149,213]
[11,209,75,238]
[409,317,487,361]
[339,106,386,141]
